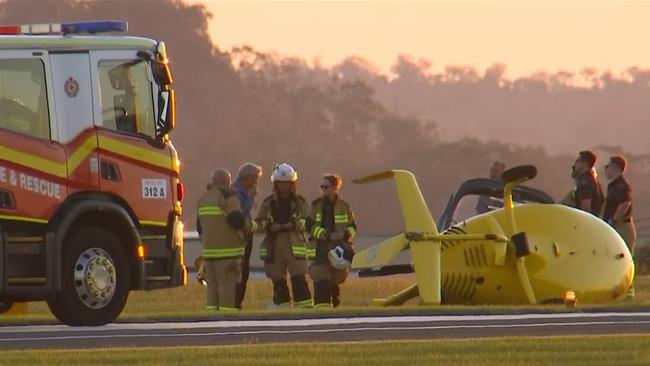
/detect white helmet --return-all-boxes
[271,163,298,182]
[328,245,352,269]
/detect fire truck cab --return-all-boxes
[0,21,186,325]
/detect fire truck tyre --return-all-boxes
[0,300,14,313]
[47,227,131,326]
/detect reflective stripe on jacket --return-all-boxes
[254,192,309,260]
[306,196,357,259]
[197,186,245,259]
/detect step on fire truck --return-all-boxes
[0,21,186,325]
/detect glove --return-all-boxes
[197,271,207,286]
[194,256,207,286]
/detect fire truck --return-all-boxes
[0,21,186,325]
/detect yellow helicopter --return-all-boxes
[351,165,634,306]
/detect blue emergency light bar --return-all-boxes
[0,21,127,35]
[62,21,127,34]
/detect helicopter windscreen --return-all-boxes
[437,178,555,230]
[451,195,503,224]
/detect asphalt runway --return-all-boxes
[1,312,649,349]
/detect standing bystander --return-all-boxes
[476,161,506,214]
[603,155,636,299]
[569,150,604,216]
[232,162,263,307]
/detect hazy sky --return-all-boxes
[186,1,650,78]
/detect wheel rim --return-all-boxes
[74,248,117,309]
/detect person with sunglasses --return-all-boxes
[564,150,604,216]
[307,174,357,308]
[603,155,636,299]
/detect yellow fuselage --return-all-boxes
[440,204,634,304]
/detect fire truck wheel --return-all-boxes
[47,227,131,326]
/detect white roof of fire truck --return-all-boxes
[0,21,156,50]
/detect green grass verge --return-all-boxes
[1,335,649,365]
[2,275,650,324]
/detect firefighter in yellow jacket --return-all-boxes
[255,163,313,308]
[307,174,357,308]
[196,169,251,311]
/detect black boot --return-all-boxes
[313,280,332,308]
[291,275,313,308]
[331,284,341,308]
[272,279,291,305]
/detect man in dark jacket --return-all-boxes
[232,162,263,307]
[570,150,604,216]
[603,155,636,299]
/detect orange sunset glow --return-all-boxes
[186,1,650,78]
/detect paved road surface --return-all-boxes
[1,312,649,349]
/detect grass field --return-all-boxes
[1,335,649,365]
[2,276,649,365]
[2,275,650,324]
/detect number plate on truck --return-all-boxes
[142,179,167,199]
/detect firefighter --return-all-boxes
[255,163,313,308]
[196,168,249,311]
[307,174,357,308]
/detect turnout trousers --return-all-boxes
[264,239,311,307]
[310,261,348,308]
[204,258,242,311]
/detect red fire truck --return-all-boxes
[0,21,186,325]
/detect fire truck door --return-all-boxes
[90,51,173,227]
[50,52,99,192]
[0,51,67,222]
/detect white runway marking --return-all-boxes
[0,320,648,343]
[0,312,649,335]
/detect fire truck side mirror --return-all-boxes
[153,41,175,141]
[153,42,173,86]
[152,61,173,86]
[156,89,175,140]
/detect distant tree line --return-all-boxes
[1,0,648,235]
